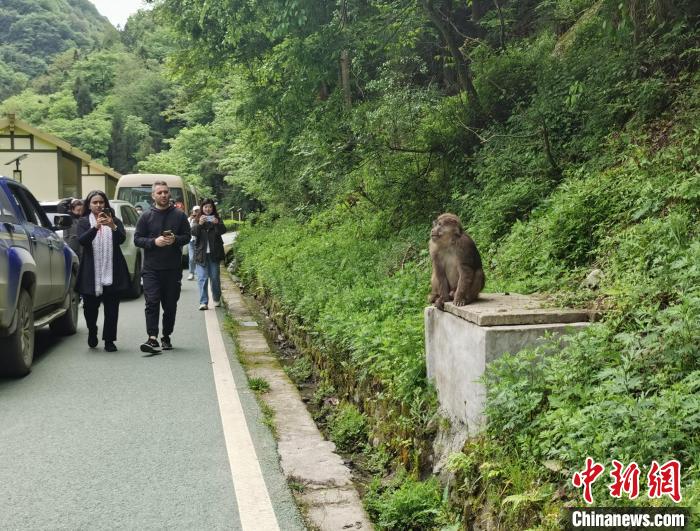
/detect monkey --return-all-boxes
[428,213,485,310]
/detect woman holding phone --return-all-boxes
[191,198,226,310]
[76,190,130,351]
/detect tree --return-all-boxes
[420,0,482,111]
[72,76,92,117]
[108,112,128,172]
[0,61,28,101]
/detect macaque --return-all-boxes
[429,213,485,310]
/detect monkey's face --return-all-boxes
[431,214,462,241]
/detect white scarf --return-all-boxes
[90,213,113,296]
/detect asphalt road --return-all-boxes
[0,276,303,530]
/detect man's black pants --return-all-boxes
[142,268,182,338]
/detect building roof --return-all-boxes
[0,113,121,180]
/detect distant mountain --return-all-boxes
[0,0,116,100]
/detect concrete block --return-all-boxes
[425,304,589,434]
[443,293,596,326]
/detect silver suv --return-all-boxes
[109,200,143,298]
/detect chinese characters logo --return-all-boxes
[572,458,681,504]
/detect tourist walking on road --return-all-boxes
[134,180,191,354]
[76,191,130,352]
[63,198,83,256]
[187,205,200,280]
[192,198,225,310]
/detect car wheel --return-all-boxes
[49,281,79,336]
[0,289,35,377]
[126,254,142,298]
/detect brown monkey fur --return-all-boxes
[429,213,485,310]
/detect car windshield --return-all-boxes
[117,186,184,210]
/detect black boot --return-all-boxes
[88,328,98,348]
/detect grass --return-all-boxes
[260,401,277,437]
[248,376,271,393]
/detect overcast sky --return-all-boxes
[88,0,151,28]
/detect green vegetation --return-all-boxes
[328,402,368,453]
[248,376,271,394]
[0,0,114,101]
[365,470,446,530]
[285,356,314,385]
[223,219,244,232]
[3,0,699,527]
[224,0,700,526]
[260,401,277,437]
[0,6,180,177]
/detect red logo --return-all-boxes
[609,460,640,499]
[573,458,682,503]
[648,460,682,503]
[572,457,605,504]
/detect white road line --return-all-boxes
[204,295,280,531]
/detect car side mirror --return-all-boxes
[53,214,73,230]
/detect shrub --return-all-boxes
[223,219,245,232]
[328,402,368,453]
[364,472,444,530]
[285,356,313,384]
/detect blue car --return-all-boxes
[0,177,80,377]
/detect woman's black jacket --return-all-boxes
[75,216,131,295]
[191,217,226,264]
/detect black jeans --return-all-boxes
[82,287,121,342]
[142,268,182,338]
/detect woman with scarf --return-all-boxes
[76,191,130,351]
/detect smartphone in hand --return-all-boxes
[161,230,174,237]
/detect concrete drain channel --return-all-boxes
[220,270,372,530]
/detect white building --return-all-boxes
[0,113,120,200]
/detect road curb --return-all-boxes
[220,267,373,531]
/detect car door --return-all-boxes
[23,190,67,302]
[117,205,136,275]
[8,185,62,306]
[0,187,25,323]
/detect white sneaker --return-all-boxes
[199,304,208,310]
[187,273,194,280]
[214,300,221,307]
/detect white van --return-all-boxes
[115,174,198,262]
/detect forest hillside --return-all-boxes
[0,6,186,177]
[1,0,699,528]
[0,0,115,100]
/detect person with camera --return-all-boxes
[187,205,200,280]
[191,198,226,310]
[63,198,84,257]
[134,181,190,354]
[76,191,130,352]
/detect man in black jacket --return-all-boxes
[134,181,190,354]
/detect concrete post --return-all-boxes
[425,294,594,435]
